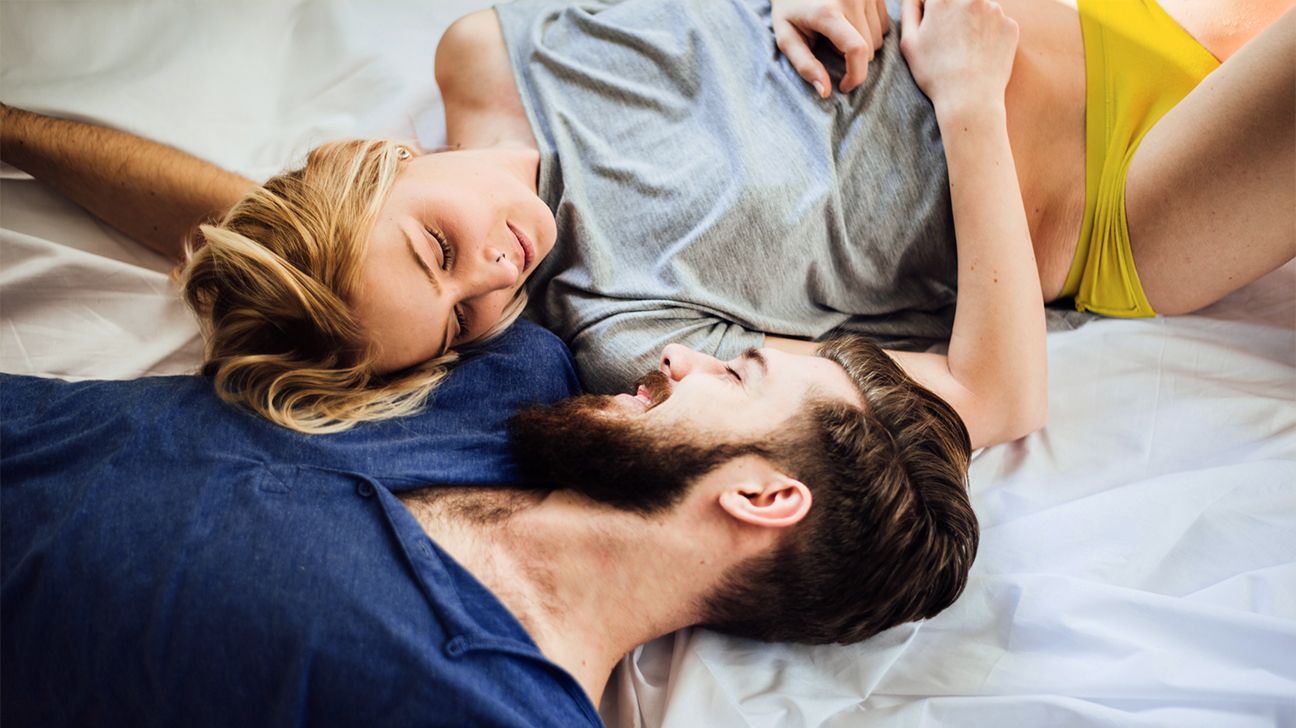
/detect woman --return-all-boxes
[2,0,1291,446]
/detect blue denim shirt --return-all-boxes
[1,321,603,727]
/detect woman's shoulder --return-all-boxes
[436,9,508,89]
[436,9,532,149]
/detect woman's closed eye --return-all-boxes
[428,226,454,270]
[423,226,469,343]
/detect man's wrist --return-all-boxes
[0,103,24,158]
[0,105,44,168]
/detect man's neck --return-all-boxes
[398,488,727,706]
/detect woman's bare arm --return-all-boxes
[887,0,1046,448]
[0,104,253,261]
[770,0,1046,449]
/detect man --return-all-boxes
[1,321,975,727]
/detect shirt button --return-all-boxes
[355,480,376,498]
[445,636,468,658]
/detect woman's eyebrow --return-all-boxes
[402,229,455,354]
[404,229,443,295]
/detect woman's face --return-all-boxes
[354,147,557,372]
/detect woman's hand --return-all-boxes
[899,0,1019,112]
[772,0,890,96]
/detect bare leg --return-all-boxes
[1125,9,1295,315]
[1157,0,1295,62]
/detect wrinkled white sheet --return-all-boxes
[3,2,1293,726]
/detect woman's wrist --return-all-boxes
[932,96,1008,132]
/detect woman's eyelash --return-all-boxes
[425,226,466,341]
[428,227,453,270]
[725,365,742,383]
[454,307,469,341]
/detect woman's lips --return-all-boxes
[508,222,536,272]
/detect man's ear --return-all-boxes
[717,471,812,529]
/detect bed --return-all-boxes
[3,2,1293,726]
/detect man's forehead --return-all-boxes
[798,352,860,409]
[785,352,865,408]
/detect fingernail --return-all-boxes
[813,80,826,97]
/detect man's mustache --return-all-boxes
[633,370,672,409]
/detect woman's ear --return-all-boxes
[717,472,812,529]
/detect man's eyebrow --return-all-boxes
[741,347,768,375]
[404,228,442,296]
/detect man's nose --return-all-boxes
[659,344,725,381]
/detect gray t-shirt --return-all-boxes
[497,0,957,393]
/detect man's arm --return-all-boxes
[0,104,254,261]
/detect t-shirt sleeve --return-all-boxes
[567,307,764,393]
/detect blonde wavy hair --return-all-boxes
[178,139,527,434]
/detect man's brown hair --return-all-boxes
[701,335,977,644]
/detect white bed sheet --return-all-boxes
[3,2,1293,726]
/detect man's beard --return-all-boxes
[507,371,762,514]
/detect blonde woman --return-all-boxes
[2,0,1292,447]
[178,140,552,432]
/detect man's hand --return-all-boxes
[772,0,891,97]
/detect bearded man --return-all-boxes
[1,322,974,727]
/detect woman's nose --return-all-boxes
[463,244,520,296]
[659,344,725,381]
